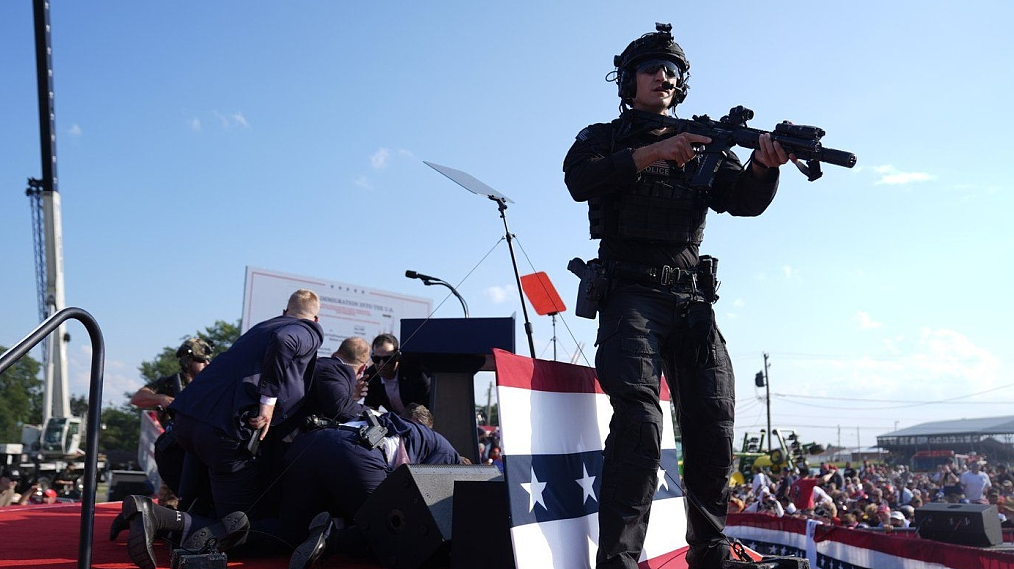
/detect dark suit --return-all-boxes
[304,356,368,424]
[279,413,460,535]
[363,359,432,414]
[170,314,324,518]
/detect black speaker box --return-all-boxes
[107,480,155,503]
[450,480,515,569]
[914,502,1002,547]
[355,464,502,569]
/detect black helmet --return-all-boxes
[613,23,690,110]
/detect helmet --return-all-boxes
[176,337,214,364]
[613,23,690,109]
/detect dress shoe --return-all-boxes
[122,496,159,569]
[181,511,250,553]
[289,511,339,569]
[109,512,128,541]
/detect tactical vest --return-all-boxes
[588,115,708,244]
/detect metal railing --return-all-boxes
[0,307,104,569]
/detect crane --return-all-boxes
[25,0,76,458]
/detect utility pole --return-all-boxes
[763,353,771,453]
[754,352,772,453]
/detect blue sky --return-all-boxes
[1,1,1011,451]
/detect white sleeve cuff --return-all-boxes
[259,396,277,406]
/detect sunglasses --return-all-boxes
[371,352,399,364]
[636,59,681,79]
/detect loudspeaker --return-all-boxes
[355,464,502,569]
[915,502,1002,547]
[450,480,515,569]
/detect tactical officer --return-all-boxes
[564,24,791,569]
[129,337,214,507]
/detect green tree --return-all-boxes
[0,347,43,442]
[99,401,144,454]
[137,319,240,384]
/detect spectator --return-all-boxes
[960,460,991,504]
[487,446,504,472]
[0,471,20,507]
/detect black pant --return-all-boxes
[594,283,735,569]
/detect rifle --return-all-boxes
[630,106,856,188]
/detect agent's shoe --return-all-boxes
[180,511,250,553]
[289,511,339,569]
[123,496,160,569]
[109,512,128,541]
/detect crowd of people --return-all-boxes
[728,458,1014,531]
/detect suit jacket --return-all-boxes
[363,358,432,414]
[170,314,324,439]
[304,356,368,423]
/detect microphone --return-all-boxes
[405,270,439,282]
[660,82,675,91]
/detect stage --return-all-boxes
[0,501,378,569]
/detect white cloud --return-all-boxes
[732,298,746,308]
[873,165,934,185]
[230,113,249,128]
[69,345,140,404]
[484,285,515,304]
[353,176,372,189]
[188,118,202,132]
[782,265,794,279]
[212,111,250,129]
[67,124,82,137]
[370,148,391,169]
[853,311,882,330]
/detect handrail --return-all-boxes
[0,307,104,569]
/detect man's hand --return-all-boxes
[635,132,713,170]
[354,377,369,400]
[751,132,794,174]
[248,403,275,439]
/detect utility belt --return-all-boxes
[303,412,388,450]
[610,255,719,299]
[568,255,720,319]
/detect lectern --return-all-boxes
[400,317,515,463]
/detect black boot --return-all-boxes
[289,512,340,569]
[122,495,187,569]
[109,512,128,541]
[180,511,250,553]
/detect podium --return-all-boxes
[400,317,515,463]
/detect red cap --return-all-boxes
[43,489,57,498]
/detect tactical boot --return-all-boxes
[122,495,184,569]
[180,511,250,552]
[109,512,128,541]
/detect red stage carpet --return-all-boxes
[0,502,380,569]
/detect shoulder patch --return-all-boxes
[576,127,591,142]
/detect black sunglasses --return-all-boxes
[636,59,680,78]
[371,351,400,364]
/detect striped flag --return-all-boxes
[494,349,689,569]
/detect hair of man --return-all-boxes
[334,336,371,368]
[371,332,399,351]
[286,289,320,320]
